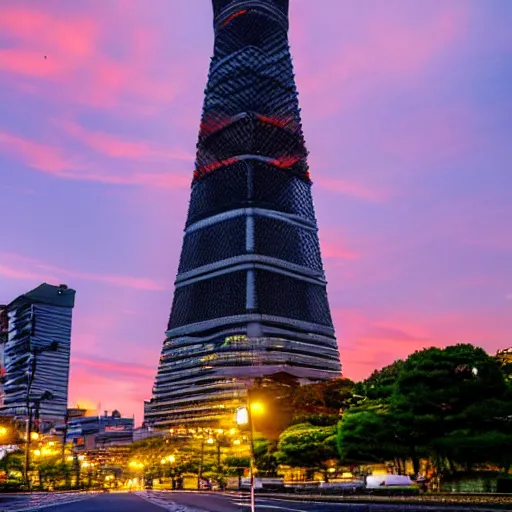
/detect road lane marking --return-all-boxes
[235,504,307,512]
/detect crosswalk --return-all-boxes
[136,491,276,511]
[135,491,310,512]
[225,491,253,507]
[135,491,210,512]
[0,491,98,511]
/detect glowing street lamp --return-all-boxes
[250,402,265,415]
[236,407,249,426]
[236,401,264,512]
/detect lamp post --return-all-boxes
[236,402,262,512]
[198,435,206,489]
[23,340,58,488]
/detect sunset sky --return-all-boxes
[1,0,511,423]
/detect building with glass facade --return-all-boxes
[146,0,341,429]
[0,283,75,426]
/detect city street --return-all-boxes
[145,491,367,511]
[0,492,169,512]
[136,491,511,512]
[1,491,509,512]
[0,491,100,512]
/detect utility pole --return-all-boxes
[247,400,256,512]
[23,340,58,488]
[61,410,69,464]
[198,436,205,489]
[23,354,37,488]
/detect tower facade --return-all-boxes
[147,0,341,429]
[0,283,75,425]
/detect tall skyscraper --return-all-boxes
[147,0,341,429]
[0,283,75,425]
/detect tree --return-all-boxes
[353,360,405,400]
[338,344,512,474]
[275,423,337,480]
[291,378,354,425]
[0,449,24,489]
[248,373,300,439]
[431,431,512,473]
[253,438,279,477]
[337,404,406,465]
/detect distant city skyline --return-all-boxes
[1,0,511,423]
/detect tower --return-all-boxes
[147,0,341,429]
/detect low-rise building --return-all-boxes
[67,409,134,450]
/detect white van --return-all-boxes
[366,475,415,488]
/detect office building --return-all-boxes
[0,283,75,426]
[147,0,341,429]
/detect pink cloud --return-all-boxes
[0,263,56,283]
[0,130,190,189]
[68,364,148,421]
[0,4,185,111]
[0,49,67,78]
[293,4,467,116]
[0,252,164,291]
[71,355,154,380]
[315,177,390,201]
[68,351,158,422]
[333,308,439,380]
[0,7,97,86]
[334,304,510,382]
[0,131,80,174]
[319,234,360,261]
[60,121,193,162]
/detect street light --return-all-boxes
[250,402,265,415]
[236,401,264,512]
[236,407,249,426]
[24,341,58,487]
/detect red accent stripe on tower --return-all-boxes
[268,155,301,168]
[221,9,247,28]
[256,114,289,129]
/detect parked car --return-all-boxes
[365,475,419,496]
[318,480,365,494]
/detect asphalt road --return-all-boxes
[139,491,505,512]
[1,491,506,512]
[26,492,167,512]
[40,492,382,512]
